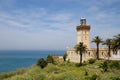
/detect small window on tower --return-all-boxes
[85,36,87,40]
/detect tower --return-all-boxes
[76,18,90,48]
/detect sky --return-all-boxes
[0,0,120,50]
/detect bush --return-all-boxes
[90,74,99,80]
[109,61,120,69]
[99,61,108,72]
[63,53,67,61]
[84,71,88,76]
[44,64,59,73]
[46,55,54,64]
[37,58,47,68]
[88,58,96,64]
[110,76,120,80]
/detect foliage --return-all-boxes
[74,42,87,66]
[90,74,100,80]
[99,61,108,72]
[46,55,54,64]
[84,71,88,76]
[0,68,28,80]
[51,73,76,80]
[1,60,120,80]
[109,61,120,69]
[110,76,120,80]
[82,61,88,66]
[103,39,113,60]
[67,59,70,63]
[92,36,103,60]
[44,64,60,73]
[112,34,120,54]
[63,53,67,61]
[37,58,47,68]
[88,58,96,64]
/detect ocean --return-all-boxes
[0,50,65,73]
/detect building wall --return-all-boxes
[77,30,90,49]
[67,48,113,63]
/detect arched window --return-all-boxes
[88,52,90,56]
[102,52,104,55]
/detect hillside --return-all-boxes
[0,60,120,80]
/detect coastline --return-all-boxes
[0,50,65,73]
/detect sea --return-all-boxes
[0,50,65,73]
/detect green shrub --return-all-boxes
[46,55,54,64]
[83,61,88,66]
[84,71,88,76]
[99,61,108,72]
[88,58,96,64]
[63,53,67,61]
[110,76,120,80]
[44,64,59,73]
[90,74,99,80]
[37,58,47,68]
[109,61,120,69]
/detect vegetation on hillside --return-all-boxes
[0,60,120,80]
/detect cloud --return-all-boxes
[0,0,120,50]
[0,7,76,50]
[0,7,75,31]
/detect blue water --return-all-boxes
[0,50,65,73]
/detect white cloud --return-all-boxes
[0,0,120,50]
[0,7,76,50]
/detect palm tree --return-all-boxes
[92,36,103,60]
[112,34,120,54]
[103,39,112,60]
[74,42,87,66]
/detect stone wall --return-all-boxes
[67,48,113,63]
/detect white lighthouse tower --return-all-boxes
[76,18,90,49]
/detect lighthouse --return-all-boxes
[76,18,90,49]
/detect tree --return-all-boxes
[37,58,47,68]
[112,34,120,54]
[46,55,54,64]
[92,36,103,60]
[63,53,67,61]
[103,39,113,60]
[74,42,87,66]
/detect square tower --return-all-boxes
[76,18,90,49]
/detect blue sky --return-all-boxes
[0,0,120,50]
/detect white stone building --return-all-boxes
[67,18,112,63]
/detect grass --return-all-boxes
[0,60,120,80]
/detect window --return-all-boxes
[88,52,90,56]
[85,36,87,40]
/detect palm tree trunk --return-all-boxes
[80,53,82,66]
[96,44,99,60]
[108,46,111,60]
